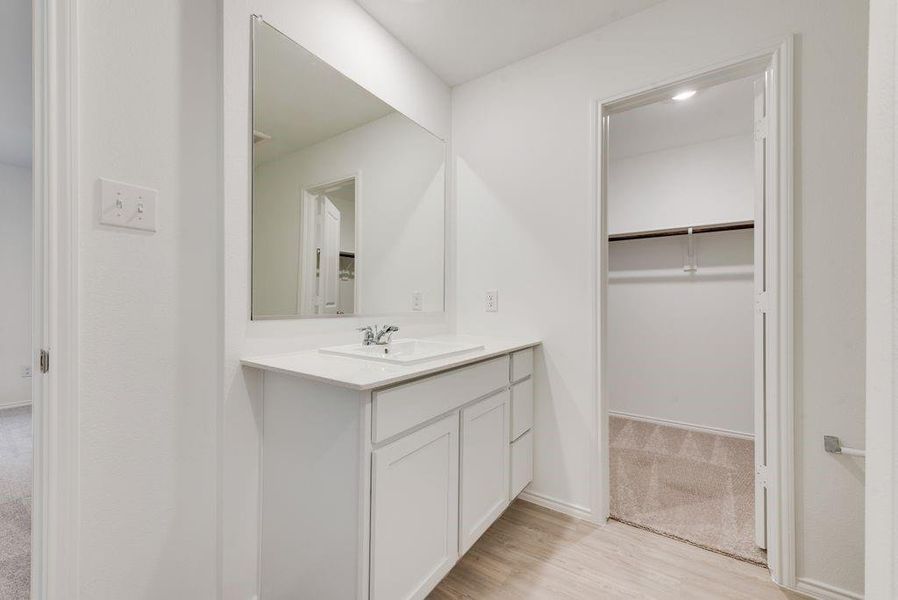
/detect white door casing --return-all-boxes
[753,75,768,550]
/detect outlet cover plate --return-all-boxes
[485,289,498,312]
[99,178,157,232]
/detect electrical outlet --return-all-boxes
[412,291,423,311]
[485,289,498,312]
[99,178,158,232]
[21,366,32,378]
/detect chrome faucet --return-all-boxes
[358,324,399,346]
[374,324,399,345]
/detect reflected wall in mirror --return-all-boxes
[251,18,446,319]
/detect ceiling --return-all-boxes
[609,75,756,160]
[354,0,666,86]
[0,0,32,167]
[253,20,394,166]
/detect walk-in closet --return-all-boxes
[606,73,765,565]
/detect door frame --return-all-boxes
[32,0,79,597]
[297,173,361,317]
[589,37,795,587]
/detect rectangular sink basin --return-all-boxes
[319,339,484,365]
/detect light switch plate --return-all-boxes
[485,289,498,312]
[99,178,157,232]
[412,291,423,311]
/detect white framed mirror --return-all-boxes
[251,17,446,319]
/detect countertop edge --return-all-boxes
[240,338,541,391]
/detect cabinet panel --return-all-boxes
[511,378,533,441]
[459,390,510,554]
[371,414,459,600]
[510,429,533,498]
[510,348,534,382]
[373,356,508,443]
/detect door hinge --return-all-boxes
[754,117,768,141]
[39,349,50,373]
[756,464,768,488]
[756,291,770,314]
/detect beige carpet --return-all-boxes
[0,406,31,600]
[609,415,766,565]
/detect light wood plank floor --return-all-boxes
[429,500,807,600]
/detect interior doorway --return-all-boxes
[594,40,794,587]
[299,176,358,316]
[0,1,34,597]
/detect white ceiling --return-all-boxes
[0,0,32,167]
[354,0,666,86]
[253,20,394,166]
[609,75,756,160]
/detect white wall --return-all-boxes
[77,0,221,596]
[608,232,754,435]
[864,0,896,596]
[608,134,754,234]
[452,0,867,595]
[253,111,445,316]
[223,2,452,598]
[607,112,755,436]
[0,162,31,408]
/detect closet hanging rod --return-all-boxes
[608,220,754,242]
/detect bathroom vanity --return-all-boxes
[242,335,539,600]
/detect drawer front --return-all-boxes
[510,378,533,441]
[373,356,509,443]
[510,347,534,382]
[510,429,533,498]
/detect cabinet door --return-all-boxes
[371,414,459,600]
[459,390,510,554]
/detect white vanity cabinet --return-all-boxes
[371,414,459,600]
[246,338,538,600]
[510,349,535,498]
[459,390,510,553]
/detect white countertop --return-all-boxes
[241,334,541,391]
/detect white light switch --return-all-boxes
[99,178,157,232]
[412,291,423,311]
[485,289,498,312]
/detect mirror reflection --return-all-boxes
[251,19,446,319]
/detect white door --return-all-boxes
[317,196,341,314]
[753,75,769,550]
[459,390,510,554]
[371,414,459,600]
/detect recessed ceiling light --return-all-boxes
[672,90,697,101]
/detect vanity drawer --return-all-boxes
[373,356,510,443]
[510,429,533,498]
[510,348,533,382]
[510,378,533,441]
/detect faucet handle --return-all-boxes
[357,325,375,345]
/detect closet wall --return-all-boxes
[607,78,755,436]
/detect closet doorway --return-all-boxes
[594,40,794,587]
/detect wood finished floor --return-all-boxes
[429,500,806,600]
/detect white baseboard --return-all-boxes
[517,490,592,521]
[609,410,753,441]
[794,578,863,600]
[0,399,32,411]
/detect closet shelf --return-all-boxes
[608,220,754,242]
